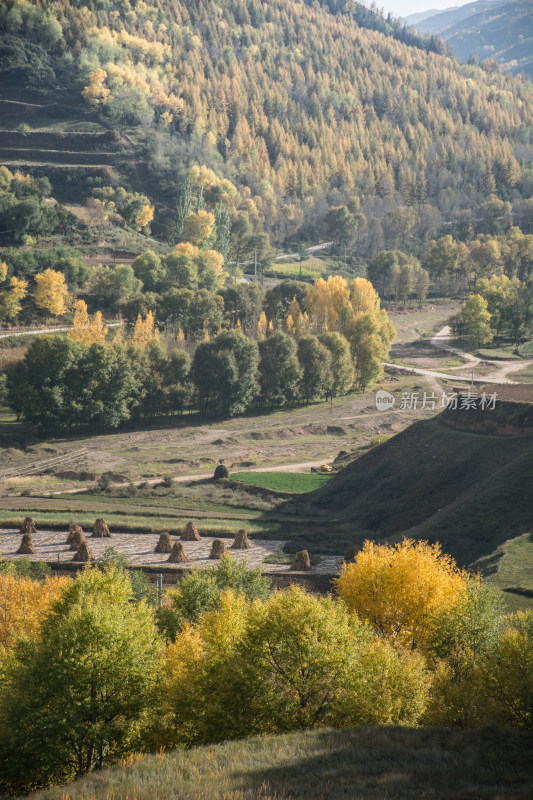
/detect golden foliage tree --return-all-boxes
[181,210,215,246]
[0,276,28,321]
[69,300,108,345]
[0,573,68,651]
[33,269,69,317]
[133,310,159,348]
[82,68,111,105]
[335,539,468,650]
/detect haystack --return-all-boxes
[209,538,226,559]
[66,524,84,545]
[181,521,201,541]
[343,546,358,562]
[231,529,251,549]
[167,542,189,563]
[154,531,173,553]
[16,533,36,555]
[69,528,86,551]
[20,517,37,535]
[92,518,111,538]
[73,541,93,562]
[290,550,311,571]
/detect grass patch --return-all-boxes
[231,471,333,494]
[481,533,533,612]
[265,256,326,279]
[476,346,522,361]
[25,726,533,800]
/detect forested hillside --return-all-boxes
[1,0,533,250]
[414,0,533,78]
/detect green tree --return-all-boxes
[132,250,166,292]
[297,335,332,404]
[258,331,302,408]
[318,331,354,399]
[0,566,162,793]
[157,555,271,640]
[325,205,357,252]
[192,329,259,416]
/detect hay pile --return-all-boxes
[290,550,311,571]
[73,541,93,562]
[231,529,251,549]
[69,527,86,551]
[167,542,189,563]
[181,521,201,541]
[92,518,111,538]
[214,464,229,479]
[16,533,36,555]
[154,531,173,553]
[343,546,358,562]
[20,517,37,535]
[66,524,84,546]
[209,539,226,559]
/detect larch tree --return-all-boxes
[33,269,69,317]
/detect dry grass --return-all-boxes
[25,726,533,800]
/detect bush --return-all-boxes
[153,586,429,749]
[214,464,229,479]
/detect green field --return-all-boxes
[231,471,333,493]
[25,726,533,800]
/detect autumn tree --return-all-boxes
[335,539,468,651]
[133,310,159,348]
[33,269,69,316]
[460,294,493,347]
[154,586,428,749]
[0,572,68,652]
[181,210,215,247]
[82,68,111,105]
[69,300,108,345]
[0,566,162,792]
[0,274,28,321]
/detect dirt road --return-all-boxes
[429,326,532,383]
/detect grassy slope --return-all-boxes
[475,532,533,611]
[26,726,533,800]
[296,412,533,567]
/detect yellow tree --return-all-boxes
[256,311,267,338]
[133,310,159,348]
[181,210,215,246]
[82,68,111,105]
[335,539,468,651]
[0,573,68,651]
[0,276,28,321]
[68,299,91,342]
[350,277,380,314]
[33,269,69,317]
[306,276,351,333]
[135,204,154,231]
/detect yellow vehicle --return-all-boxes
[319,464,332,473]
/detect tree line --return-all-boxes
[0,540,531,793]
